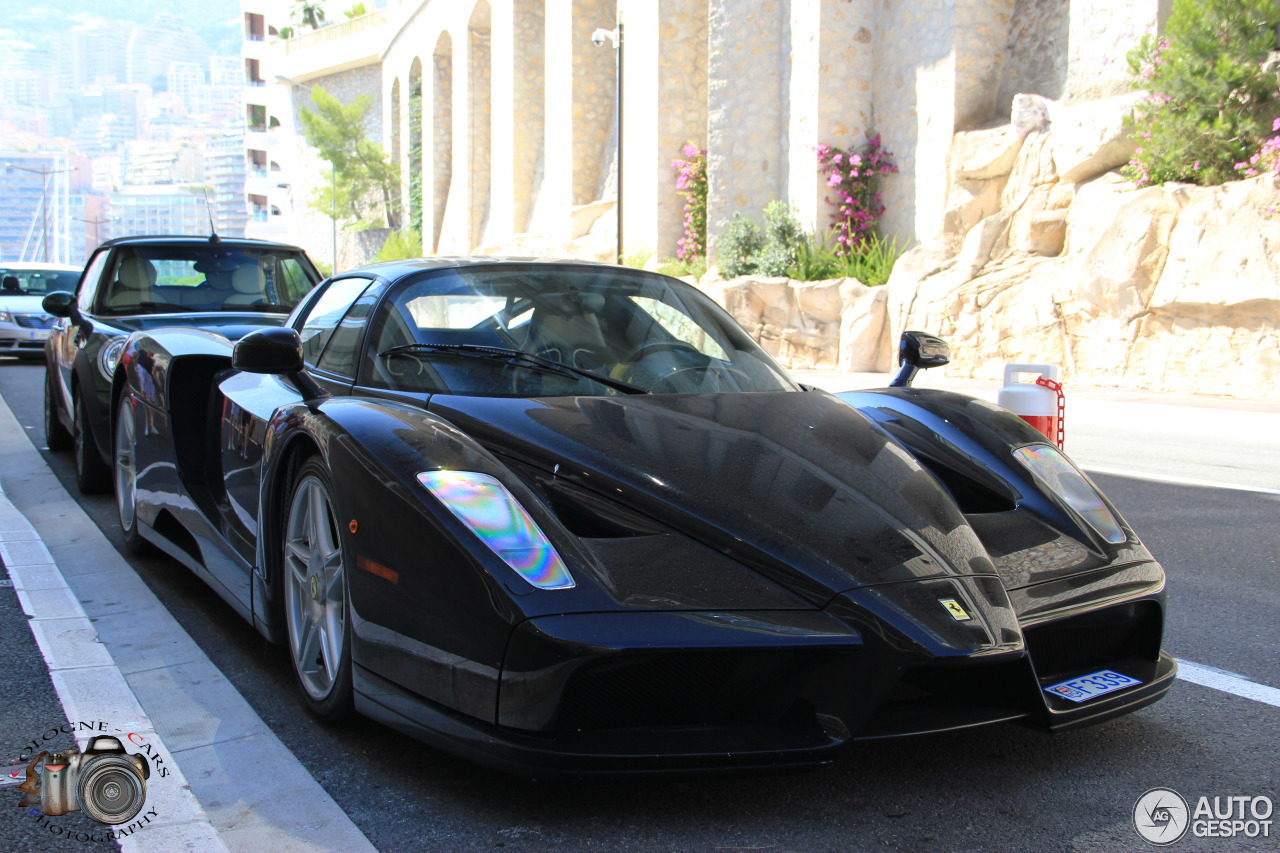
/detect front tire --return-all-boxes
[114,394,151,554]
[282,457,354,720]
[73,386,111,494]
[44,370,72,451]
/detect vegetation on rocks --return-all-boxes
[1123,0,1280,187]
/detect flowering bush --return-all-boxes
[670,143,708,262]
[1236,118,1280,178]
[1122,0,1280,188]
[815,132,898,256]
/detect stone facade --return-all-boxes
[284,0,1166,265]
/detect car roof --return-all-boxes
[95,235,310,253]
[350,255,620,280]
[0,262,82,271]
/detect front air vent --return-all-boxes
[916,457,1016,514]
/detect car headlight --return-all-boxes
[0,310,10,323]
[1012,444,1126,544]
[99,337,127,381]
[417,470,575,590]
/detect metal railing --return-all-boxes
[283,9,388,54]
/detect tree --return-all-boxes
[343,3,368,19]
[298,86,401,231]
[293,0,326,30]
[1124,0,1280,187]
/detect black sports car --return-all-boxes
[110,258,1175,774]
[42,235,322,493]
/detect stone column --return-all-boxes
[786,0,875,240]
[511,0,546,235]
[954,0,1015,128]
[617,0,708,262]
[873,0,957,248]
[488,0,517,247]
[705,0,788,256]
[538,0,617,239]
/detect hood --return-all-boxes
[108,313,287,341]
[428,391,998,601]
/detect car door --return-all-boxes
[50,248,110,416]
[213,275,382,568]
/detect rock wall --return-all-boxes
[888,94,1280,399]
[697,272,892,373]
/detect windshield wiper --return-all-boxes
[379,343,650,395]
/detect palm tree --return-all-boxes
[293,0,326,30]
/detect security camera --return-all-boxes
[591,28,611,47]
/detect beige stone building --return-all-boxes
[246,0,1165,267]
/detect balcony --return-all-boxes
[277,9,388,81]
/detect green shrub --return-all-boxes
[835,233,902,286]
[716,214,765,277]
[374,228,423,262]
[621,250,653,269]
[1123,0,1280,187]
[656,256,708,280]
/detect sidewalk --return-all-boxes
[0,395,376,853]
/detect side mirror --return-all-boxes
[232,327,304,374]
[889,331,950,388]
[232,327,329,401]
[44,291,93,335]
[42,291,75,318]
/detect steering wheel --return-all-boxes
[380,351,425,379]
[620,339,699,363]
[650,363,756,394]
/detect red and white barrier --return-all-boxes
[998,363,1065,448]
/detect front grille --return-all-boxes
[1023,601,1162,679]
[557,649,824,731]
[15,314,55,329]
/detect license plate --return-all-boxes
[28,330,49,340]
[1044,669,1141,703]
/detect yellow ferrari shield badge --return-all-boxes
[940,598,972,621]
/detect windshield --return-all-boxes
[98,245,319,316]
[0,267,81,296]
[366,265,797,396]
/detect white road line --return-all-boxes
[1081,464,1280,496]
[1176,659,1280,709]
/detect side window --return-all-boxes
[77,250,111,312]
[296,277,374,366]
[315,281,386,378]
[275,258,316,306]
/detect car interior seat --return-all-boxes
[527,293,615,368]
[2,276,21,293]
[108,255,157,308]
[223,264,266,307]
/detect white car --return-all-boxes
[0,262,82,360]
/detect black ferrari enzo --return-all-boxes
[109,257,1175,774]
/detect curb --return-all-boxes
[0,393,376,853]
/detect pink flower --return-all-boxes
[827,172,842,187]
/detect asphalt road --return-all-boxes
[1,357,1278,852]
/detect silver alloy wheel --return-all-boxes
[114,399,136,531]
[283,473,346,701]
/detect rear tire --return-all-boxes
[113,394,151,554]
[282,457,354,721]
[73,386,111,495]
[43,370,72,452]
